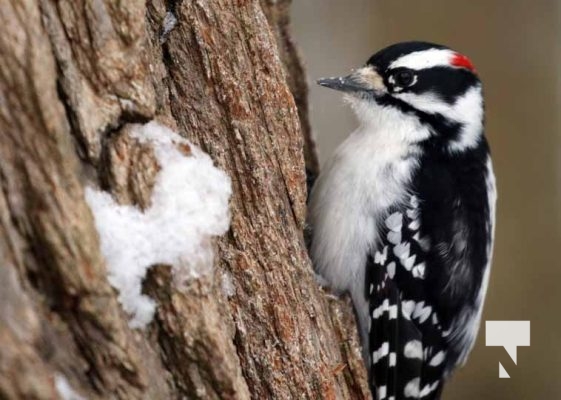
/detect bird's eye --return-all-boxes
[393,70,415,87]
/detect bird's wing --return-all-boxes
[367,144,495,400]
[366,195,448,400]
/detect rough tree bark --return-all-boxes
[0,0,369,399]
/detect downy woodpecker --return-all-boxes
[308,42,496,400]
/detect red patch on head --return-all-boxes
[451,53,476,73]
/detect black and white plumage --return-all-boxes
[308,42,496,400]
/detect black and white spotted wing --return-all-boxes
[366,195,448,400]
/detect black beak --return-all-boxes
[317,74,370,93]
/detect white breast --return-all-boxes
[308,102,429,340]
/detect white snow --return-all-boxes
[85,122,232,328]
[55,374,85,400]
[220,270,235,298]
[160,11,178,44]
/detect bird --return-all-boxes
[307,41,496,400]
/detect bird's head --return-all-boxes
[318,42,484,151]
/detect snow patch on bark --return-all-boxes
[85,122,232,328]
[55,374,85,400]
[220,270,235,298]
[160,11,178,44]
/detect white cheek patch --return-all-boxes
[393,92,449,115]
[393,86,484,151]
[389,49,456,71]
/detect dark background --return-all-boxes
[293,1,561,398]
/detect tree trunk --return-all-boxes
[0,0,369,399]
